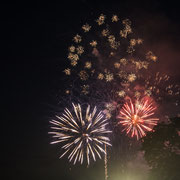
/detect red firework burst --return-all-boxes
[117,98,159,140]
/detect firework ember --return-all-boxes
[49,103,111,165]
[117,98,159,140]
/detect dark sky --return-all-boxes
[2,1,180,180]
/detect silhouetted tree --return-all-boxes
[142,117,180,180]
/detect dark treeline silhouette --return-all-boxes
[142,117,180,180]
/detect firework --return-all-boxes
[144,72,180,99]
[63,14,159,102]
[49,103,111,165]
[117,98,159,140]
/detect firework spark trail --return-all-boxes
[104,144,108,180]
[117,98,159,140]
[49,103,112,165]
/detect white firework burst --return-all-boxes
[49,103,111,165]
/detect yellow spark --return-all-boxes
[81,85,89,95]
[82,24,91,32]
[64,68,71,75]
[112,15,119,22]
[79,70,89,81]
[76,46,84,55]
[71,60,78,66]
[134,61,149,70]
[122,19,131,26]
[127,73,136,82]
[145,89,152,96]
[68,53,79,61]
[96,14,105,25]
[91,69,95,74]
[110,41,120,49]
[146,51,158,62]
[127,46,135,54]
[151,55,157,62]
[69,45,76,52]
[117,90,126,97]
[68,53,74,60]
[120,19,132,38]
[90,40,97,47]
[134,91,141,98]
[97,73,104,80]
[109,52,115,56]
[85,61,92,69]
[141,61,149,69]
[120,30,128,38]
[73,34,82,43]
[137,38,143,44]
[117,71,126,78]
[120,58,127,65]
[130,39,136,46]
[125,26,132,34]
[105,112,112,119]
[168,90,173,95]
[105,73,114,82]
[134,61,142,70]
[105,103,116,112]
[108,35,115,43]
[65,90,70,94]
[102,29,109,37]
[114,62,121,69]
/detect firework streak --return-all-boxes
[49,103,112,165]
[117,98,159,140]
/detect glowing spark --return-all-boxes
[73,34,82,43]
[105,73,114,82]
[117,90,126,97]
[90,40,97,47]
[96,14,106,25]
[49,104,111,165]
[112,15,119,22]
[105,103,116,112]
[79,70,89,81]
[102,29,109,37]
[127,73,136,82]
[85,61,92,69]
[105,112,112,119]
[71,60,78,66]
[118,98,159,140]
[122,19,131,26]
[134,91,141,98]
[134,61,149,70]
[76,46,84,55]
[82,24,91,32]
[114,62,121,69]
[65,90,70,94]
[69,46,76,52]
[130,39,136,46]
[146,51,158,62]
[108,35,115,43]
[120,58,127,65]
[64,68,71,75]
[68,53,79,61]
[120,19,132,38]
[145,90,152,96]
[137,38,143,44]
[98,73,104,80]
[81,85,89,95]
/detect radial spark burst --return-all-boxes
[49,103,111,165]
[117,98,159,140]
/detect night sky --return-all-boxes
[2,1,180,180]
